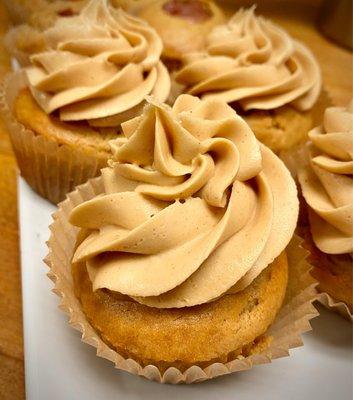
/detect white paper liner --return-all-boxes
[44,176,318,384]
[0,71,109,204]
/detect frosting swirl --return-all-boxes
[26,0,171,127]
[176,7,321,111]
[70,95,298,308]
[298,101,353,255]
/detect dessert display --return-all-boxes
[176,7,323,153]
[298,101,353,318]
[2,0,351,388]
[0,0,171,203]
[137,0,226,65]
[45,93,308,380]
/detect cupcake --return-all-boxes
[4,1,87,67]
[4,0,154,67]
[298,100,353,318]
[28,0,149,31]
[137,0,226,67]
[175,7,323,154]
[60,94,302,375]
[1,0,170,203]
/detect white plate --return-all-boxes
[19,177,352,400]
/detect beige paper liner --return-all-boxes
[44,176,318,384]
[0,71,109,204]
[318,293,353,322]
[299,225,353,322]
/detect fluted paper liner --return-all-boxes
[44,176,318,384]
[318,293,352,321]
[0,71,109,204]
[299,226,353,322]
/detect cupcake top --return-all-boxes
[137,0,226,60]
[176,7,321,111]
[298,101,353,255]
[25,0,170,127]
[70,94,298,308]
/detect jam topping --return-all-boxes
[163,0,213,23]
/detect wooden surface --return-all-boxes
[0,2,351,400]
[0,2,25,400]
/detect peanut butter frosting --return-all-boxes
[70,94,298,308]
[25,0,170,127]
[299,101,353,255]
[176,7,321,111]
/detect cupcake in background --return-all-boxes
[298,100,353,318]
[29,0,154,29]
[137,0,226,68]
[1,0,170,203]
[4,0,153,67]
[4,1,87,67]
[3,0,145,25]
[176,7,324,154]
[136,0,226,104]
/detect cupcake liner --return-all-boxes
[318,293,353,322]
[44,176,318,384]
[299,225,353,322]
[0,71,109,204]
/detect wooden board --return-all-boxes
[0,2,351,399]
[0,3,25,400]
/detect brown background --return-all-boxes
[0,1,351,399]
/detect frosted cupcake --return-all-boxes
[5,1,154,66]
[1,0,170,203]
[176,7,323,153]
[137,0,226,68]
[65,94,300,372]
[298,101,353,317]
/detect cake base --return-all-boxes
[72,252,288,372]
